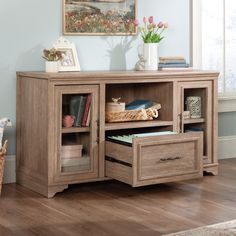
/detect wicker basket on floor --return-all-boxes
[0,141,8,195]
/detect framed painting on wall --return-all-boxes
[63,0,137,35]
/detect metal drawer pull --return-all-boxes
[160,156,182,162]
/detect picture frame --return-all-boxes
[53,37,80,72]
[63,0,137,35]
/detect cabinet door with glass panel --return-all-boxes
[178,81,213,165]
[54,85,99,183]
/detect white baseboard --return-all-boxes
[3,155,16,184]
[218,136,236,159]
[1,139,235,184]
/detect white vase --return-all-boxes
[143,43,159,71]
[45,61,59,73]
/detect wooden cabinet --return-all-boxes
[16,71,219,197]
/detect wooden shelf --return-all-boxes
[62,127,90,134]
[183,118,205,124]
[105,120,173,131]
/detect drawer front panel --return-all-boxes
[133,133,203,186]
[138,140,197,180]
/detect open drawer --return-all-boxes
[105,132,203,187]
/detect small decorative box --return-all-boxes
[61,145,83,159]
[106,98,125,112]
[182,111,190,119]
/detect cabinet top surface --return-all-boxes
[17,70,219,82]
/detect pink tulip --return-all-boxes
[143,17,147,23]
[148,16,154,24]
[158,21,164,28]
[133,19,139,26]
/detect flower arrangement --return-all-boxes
[135,16,168,43]
[42,48,63,61]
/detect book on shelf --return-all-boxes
[82,95,92,127]
[159,63,190,68]
[69,94,91,127]
[61,156,90,167]
[125,100,153,110]
[159,56,185,60]
[75,96,87,127]
[85,107,91,127]
[61,156,91,172]
[159,58,186,64]
[185,127,204,132]
[69,96,82,120]
[62,165,90,172]
[159,67,193,71]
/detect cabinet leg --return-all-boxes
[47,185,68,198]
[204,166,218,176]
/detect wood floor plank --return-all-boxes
[0,159,236,235]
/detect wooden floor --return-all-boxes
[1,159,236,236]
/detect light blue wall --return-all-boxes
[0,0,190,154]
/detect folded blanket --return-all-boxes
[0,118,10,150]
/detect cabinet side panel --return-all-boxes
[17,77,48,183]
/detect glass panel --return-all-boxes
[225,0,236,92]
[60,93,92,173]
[61,133,91,173]
[201,0,224,92]
[184,88,208,157]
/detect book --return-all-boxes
[61,156,90,167]
[158,63,189,68]
[159,59,186,64]
[62,165,90,173]
[125,100,153,110]
[69,96,82,126]
[82,95,92,127]
[75,95,87,127]
[86,107,91,127]
[159,67,193,71]
[185,127,204,132]
[159,56,185,60]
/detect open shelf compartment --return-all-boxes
[105,82,174,130]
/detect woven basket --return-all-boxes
[106,107,159,123]
[0,141,8,195]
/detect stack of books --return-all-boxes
[158,57,192,71]
[69,94,91,127]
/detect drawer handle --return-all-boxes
[160,156,182,162]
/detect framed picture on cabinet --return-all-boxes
[53,37,80,72]
[63,0,137,35]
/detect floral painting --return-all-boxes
[63,0,137,35]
